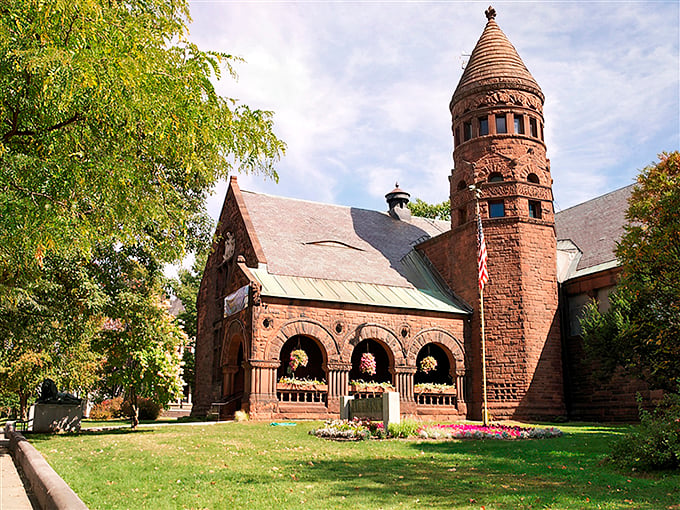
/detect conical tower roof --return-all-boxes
[452,7,543,105]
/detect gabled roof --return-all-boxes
[452,12,543,104]
[237,189,469,314]
[555,184,633,276]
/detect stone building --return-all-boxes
[193,7,657,422]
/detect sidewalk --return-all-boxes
[0,430,37,510]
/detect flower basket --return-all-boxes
[419,356,437,374]
[288,349,308,373]
[359,353,376,376]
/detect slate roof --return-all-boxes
[555,184,633,273]
[240,190,449,288]
[452,14,543,104]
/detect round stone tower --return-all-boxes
[448,7,565,420]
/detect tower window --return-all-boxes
[527,173,540,184]
[528,200,542,219]
[489,200,505,218]
[457,180,467,191]
[514,114,525,134]
[488,172,504,183]
[530,118,538,137]
[540,123,544,140]
[454,126,460,146]
[457,207,467,225]
[495,115,507,134]
[464,121,472,141]
[479,117,489,136]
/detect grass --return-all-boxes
[28,421,680,510]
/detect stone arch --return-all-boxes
[221,319,248,366]
[407,328,465,368]
[340,323,406,366]
[264,319,339,362]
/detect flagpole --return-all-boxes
[472,186,489,426]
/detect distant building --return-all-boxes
[193,7,658,422]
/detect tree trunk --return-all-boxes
[19,392,28,421]
[128,387,139,429]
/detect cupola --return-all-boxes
[385,183,411,221]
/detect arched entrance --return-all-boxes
[349,339,393,385]
[414,343,454,385]
[277,335,327,383]
[276,335,328,407]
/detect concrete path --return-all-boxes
[0,431,37,510]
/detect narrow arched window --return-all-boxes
[457,180,466,191]
[527,173,539,184]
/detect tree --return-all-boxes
[167,252,206,396]
[94,246,186,428]
[0,255,106,419]
[167,252,207,341]
[581,152,680,391]
[407,198,451,221]
[0,0,285,293]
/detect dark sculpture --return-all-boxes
[36,378,82,405]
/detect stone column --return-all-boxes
[327,362,352,415]
[394,365,416,401]
[246,359,280,418]
[221,364,239,398]
[456,368,468,414]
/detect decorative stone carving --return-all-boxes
[222,232,235,263]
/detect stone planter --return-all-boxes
[277,382,328,392]
[349,384,395,393]
[414,386,457,395]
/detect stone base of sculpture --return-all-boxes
[30,404,82,433]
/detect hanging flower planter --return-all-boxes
[419,356,437,374]
[288,349,308,373]
[359,352,377,376]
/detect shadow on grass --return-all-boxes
[291,429,678,509]
[27,427,154,444]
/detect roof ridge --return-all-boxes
[240,188,450,226]
[555,183,635,215]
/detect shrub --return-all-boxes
[310,418,386,440]
[234,410,249,422]
[608,393,680,471]
[0,393,19,419]
[120,397,162,421]
[388,419,422,438]
[89,397,124,420]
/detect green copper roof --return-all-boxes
[249,250,471,315]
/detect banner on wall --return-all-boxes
[224,284,250,317]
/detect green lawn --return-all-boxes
[29,422,679,510]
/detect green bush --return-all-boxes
[608,393,680,471]
[388,419,421,438]
[0,393,19,419]
[89,397,124,420]
[121,397,162,421]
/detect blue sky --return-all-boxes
[187,0,679,222]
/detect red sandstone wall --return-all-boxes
[193,179,261,416]
[562,268,661,421]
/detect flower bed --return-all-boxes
[418,423,563,440]
[310,418,385,440]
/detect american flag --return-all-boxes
[477,215,489,290]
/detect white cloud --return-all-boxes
[187,0,679,217]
